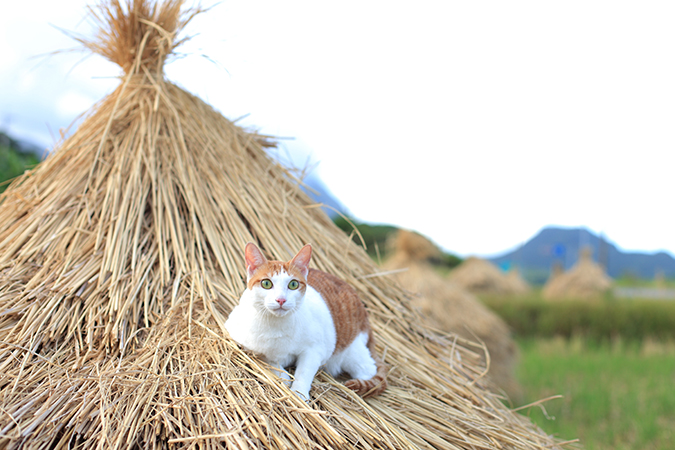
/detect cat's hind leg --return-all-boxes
[334,333,377,379]
[326,333,386,397]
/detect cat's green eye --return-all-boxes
[288,280,299,290]
[260,279,273,290]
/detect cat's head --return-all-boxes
[244,242,312,317]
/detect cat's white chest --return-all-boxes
[225,286,337,366]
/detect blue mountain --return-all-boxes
[489,227,675,285]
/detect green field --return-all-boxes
[480,293,675,342]
[515,337,675,450]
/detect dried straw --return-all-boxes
[383,230,522,399]
[506,267,532,295]
[542,247,612,300]
[448,257,531,296]
[0,1,575,448]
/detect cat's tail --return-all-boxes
[345,358,388,399]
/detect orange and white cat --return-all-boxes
[225,242,387,400]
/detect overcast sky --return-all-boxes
[2,1,674,258]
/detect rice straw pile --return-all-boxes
[448,257,531,296]
[506,267,532,295]
[383,230,522,399]
[542,247,612,300]
[0,1,574,448]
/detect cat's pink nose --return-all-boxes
[276,298,286,307]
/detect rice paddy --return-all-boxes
[515,337,675,450]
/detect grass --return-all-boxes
[614,275,675,288]
[515,337,675,450]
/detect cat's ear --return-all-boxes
[245,242,267,278]
[290,244,312,278]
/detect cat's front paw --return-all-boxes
[271,364,292,386]
[276,371,292,386]
[291,387,310,402]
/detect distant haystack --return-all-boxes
[543,247,613,300]
[449,256,530,295]
[550,260,565,280]
[386,226,443,263]
[506,267,532,294]
[384,230,521,398]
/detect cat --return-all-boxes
[225,242,387,400]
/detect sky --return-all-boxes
[1,1,674,258]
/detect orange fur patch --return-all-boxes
[247,261,307,293]
[307,269,371,352]
[344,359,387,398]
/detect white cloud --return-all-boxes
[55,90,98,119]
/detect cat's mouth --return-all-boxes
[267,305,293,317]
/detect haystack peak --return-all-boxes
[80,0,201,76]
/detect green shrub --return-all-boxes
[332,216,463,269]
[481,293,675,342]
[0,137,40,193]
[333,216,398,260]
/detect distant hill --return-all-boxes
[0,131,42,193]
[0,131,43,156]
[299,173,347,219]
[489,227,675,285]
[332,217,463,268]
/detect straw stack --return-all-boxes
[506,267,532,295]
[449,256,531,296]
[550,260,565,280]
[383,230,521,399]
[542,247,612,300]
[0,1,572,448]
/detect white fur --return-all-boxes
[324,331,377,380]
[225,269,377,400]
